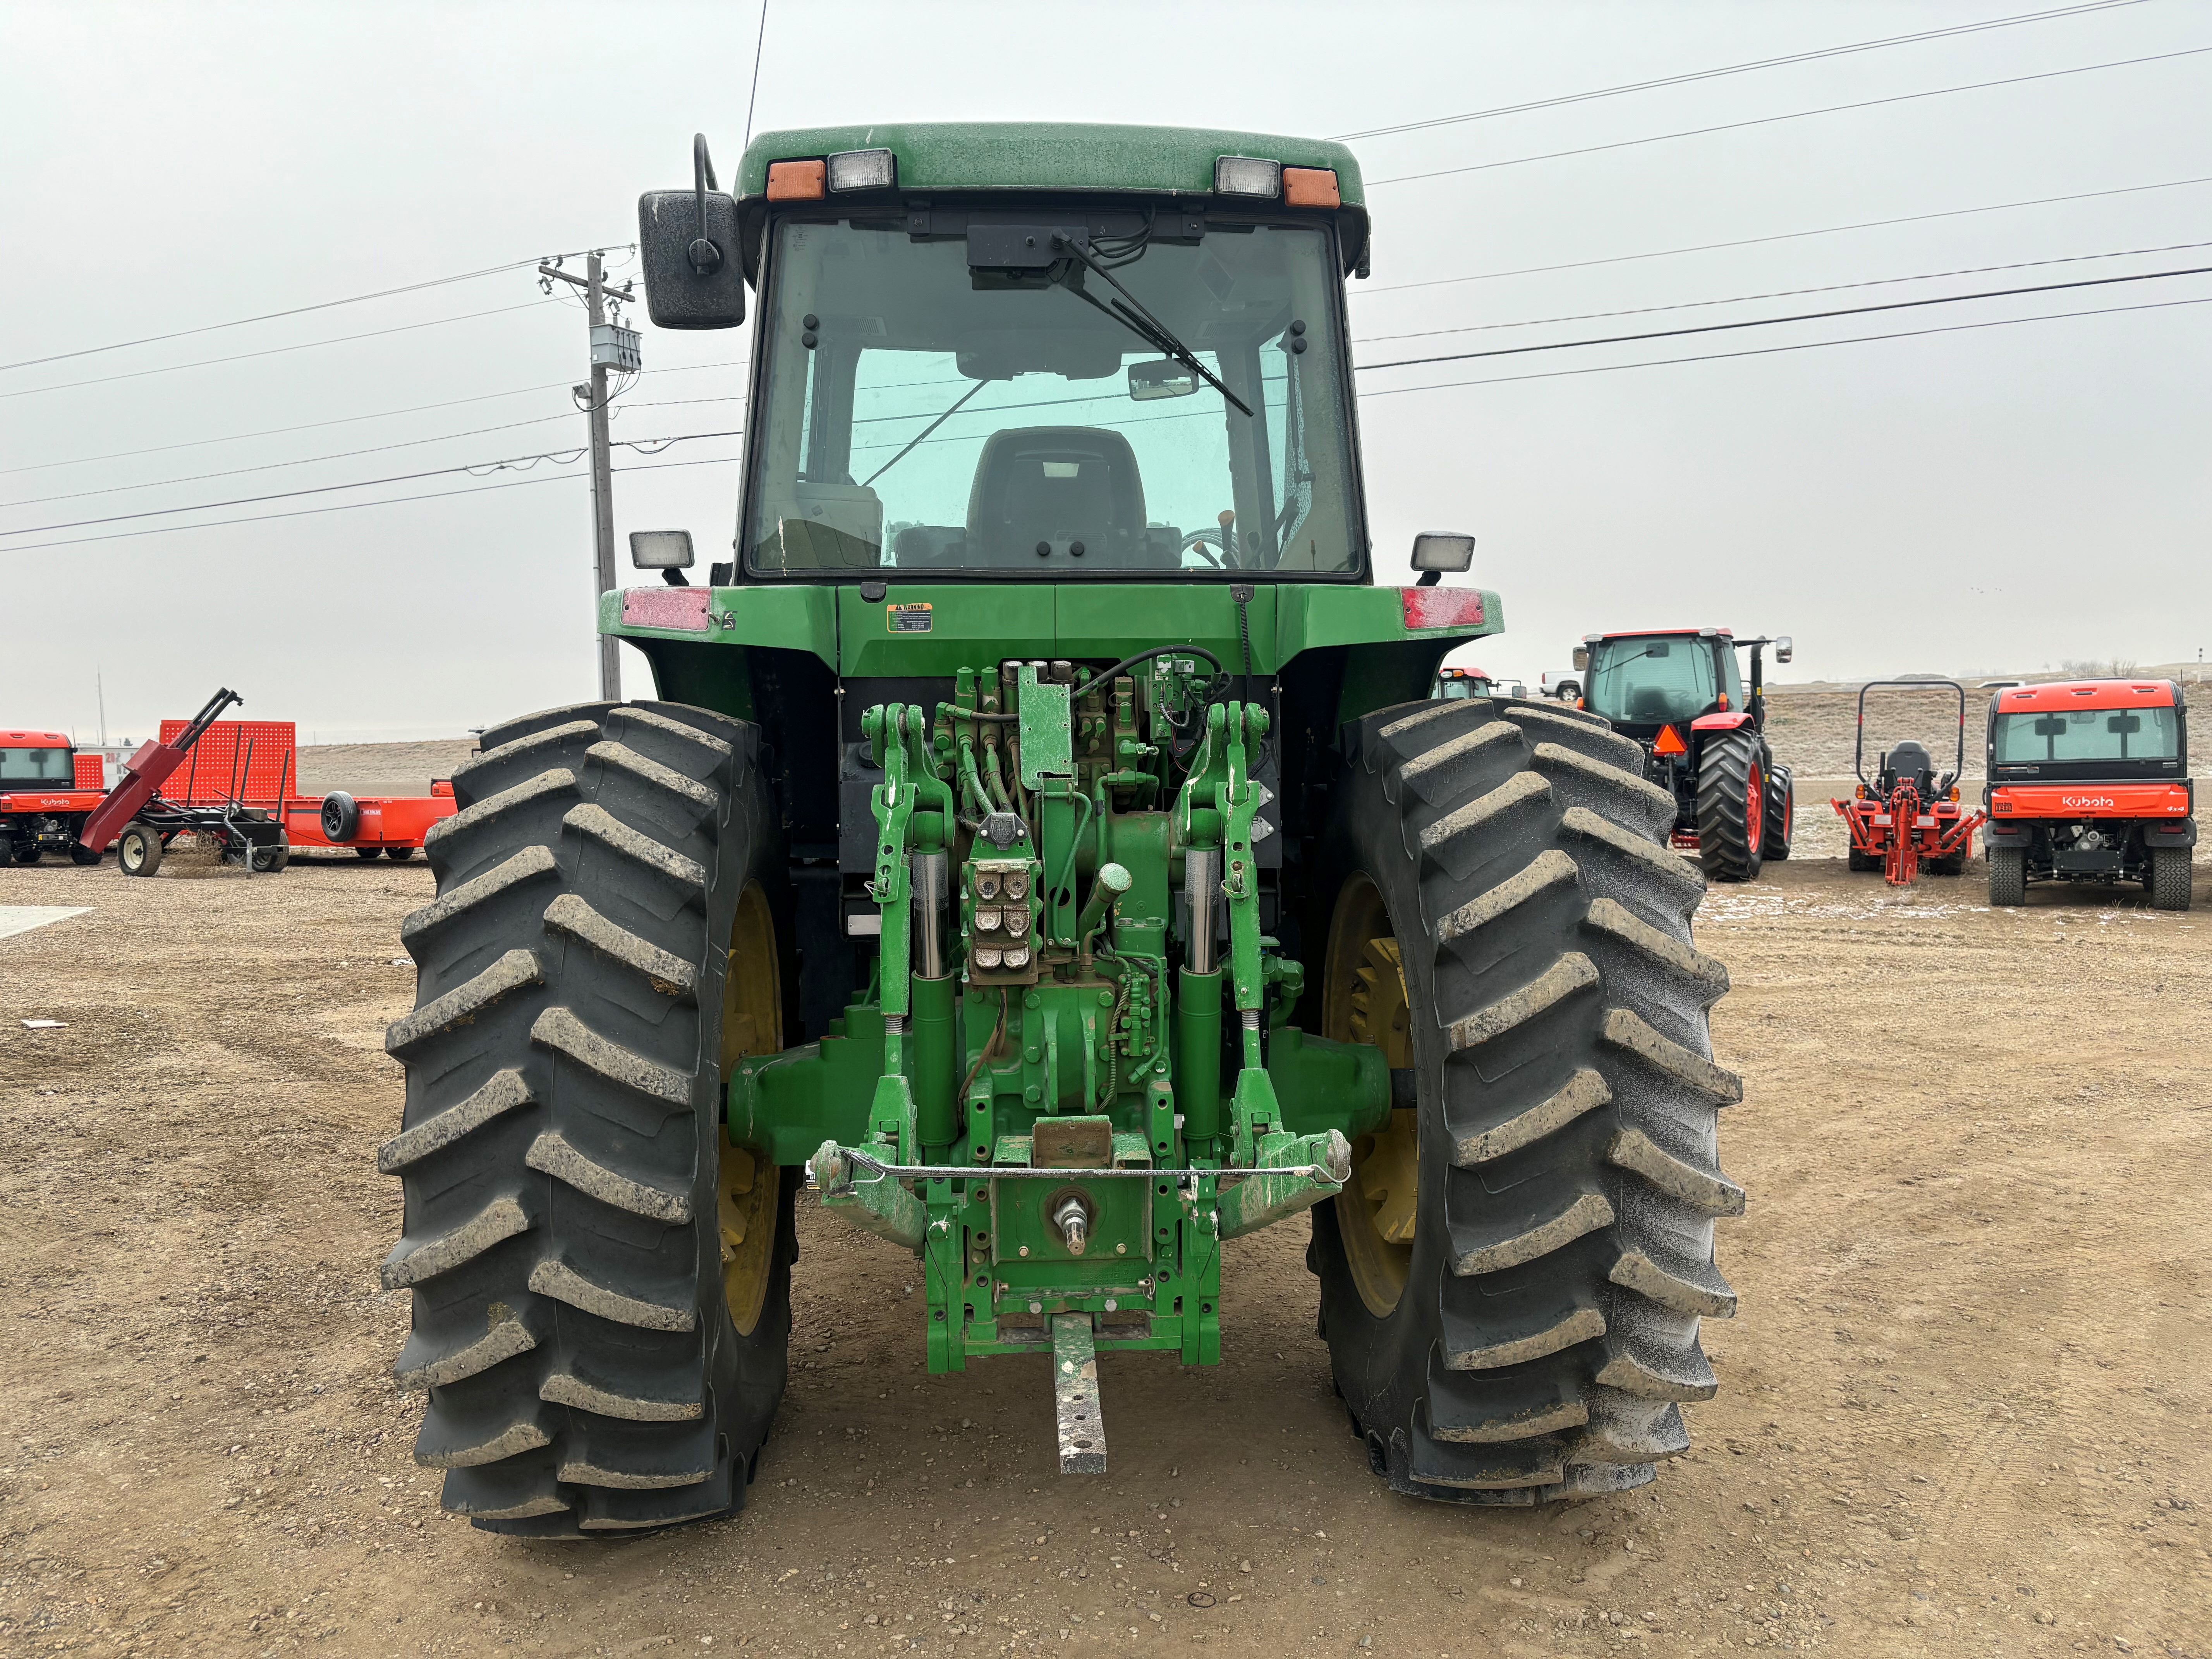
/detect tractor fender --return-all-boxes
[1982,819,2035,846]
[2144,817,2199,848]
[1690,711,1754,733]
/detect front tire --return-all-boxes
[1310,696,1741,1504]
[379,700,793,1535]
[1694,732,1763,883]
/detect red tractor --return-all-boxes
[1832,680,1987,884]
[0,729,109,865]
[1573,627,1795,880]
[1983,678,2194,910]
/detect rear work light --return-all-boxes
[766,159,826,201]
[1214,155,1281,198]
[1282,167,1340,207]
[827,148,895,192]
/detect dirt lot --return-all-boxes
[2,800,2208,1656]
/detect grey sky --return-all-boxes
[3,0,2206,740]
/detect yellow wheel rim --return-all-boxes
[718,883,781,1336]
[1323,875,1417,1318]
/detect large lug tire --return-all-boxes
[1693,732,1763,882]
[118,823,163,878]
[1989,847,2027,907]
[1759,764,1793,862]
[2150,846,2192,911]
[379,699,794,1537]
[1309,696,1741,1505]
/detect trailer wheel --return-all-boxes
[356,847,384,860]
[251,838,290,874]
[118,823,163,878]
[1759,765,1793,862]
[1989,847,2027,907]
[1310,696,1740,1505]
[386,845,417,862]
[1693,731,1763,882]
[70,842,101,866]
[14,845,40,866]
[380,700,792,1536]
[321,792,361,842]
[2150,846,2192,912]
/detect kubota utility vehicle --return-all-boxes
[0,729,108,864]
[379,124,1742,1536]
[1983,678,2194,909]
[1572,629,1794,881]
[1831,680,1987,884]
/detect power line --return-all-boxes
[1357,291,2212,399]
[1358,260,2212,371]
[1332,0,2147,142]
[0,300,567,402]
[1366,45,2212,187]
[1356,238,2212,345]
[1353,173,2212,297]
[1,452,743,557]
[0,247,622,374]
[0,432,742,538]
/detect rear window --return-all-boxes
[1994,707,2178,764]
[0,747,73,784]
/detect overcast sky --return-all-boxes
[3,0,2207,740]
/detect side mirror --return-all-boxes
[1572,646,1590,672]
[631,530,695,570]
[637,135,746,330]
[1410,532,1475,573]
[1772,635,1793,665]
[1128,359,1199,401]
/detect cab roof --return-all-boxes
[0,730,71,747]
[739,121,1365,205]
[1588,628,1732,642]
[1995,678,2179,712]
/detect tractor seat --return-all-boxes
[1626,687,1677,723]
[1882,740,1936,796]
[965,427,1148,567]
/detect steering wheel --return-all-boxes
[1180,529,1226,569]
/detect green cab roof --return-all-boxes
[737,121,1364,206]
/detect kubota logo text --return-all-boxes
[2060,794,2116,809]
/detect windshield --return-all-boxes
[1585,637,1721,725]
[1994,706,2179,764]
[0,746,74,784]
[744,218,1360,577]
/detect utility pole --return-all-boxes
[539,251,639,700]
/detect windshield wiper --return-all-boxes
[1049,233,1254,417]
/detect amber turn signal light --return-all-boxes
[767,160,826,201]
[1283,167,1340,208]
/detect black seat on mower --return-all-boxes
[1881,740,1936,796]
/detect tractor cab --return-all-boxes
[1569,629,1795,881]
[1434,665,1494,700]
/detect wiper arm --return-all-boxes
[1050,233,1253,417]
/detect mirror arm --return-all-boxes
[689,134,725,275]
[1414,570,1441,587]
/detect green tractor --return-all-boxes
[378,123,1741,1535]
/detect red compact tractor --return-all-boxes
[1832,680,1987,884]
[1983,678,2194,910]
[1573,627,1795,880]
[1433,664,1495,700]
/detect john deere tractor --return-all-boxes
[378,124,1741,1535]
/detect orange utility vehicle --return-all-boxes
[1832,680,1987,884]
[0,729,108,864]
[1983,678,2193,910]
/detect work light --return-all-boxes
[828,148,896,192]
[1214,156,1281,198]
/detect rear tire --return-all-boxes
[1847,847,1879,874]
[1989,847,2027,907]
[118,823,163,878]
[1693,732,1762,883]
[1759,765,1793,862]
[2150,846,2192,911]
[1310,696,1740,1504]
[14,845,40,866]
[380,700,792,1535]
[70,842,101,866]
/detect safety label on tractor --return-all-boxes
[887,602,933,634]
